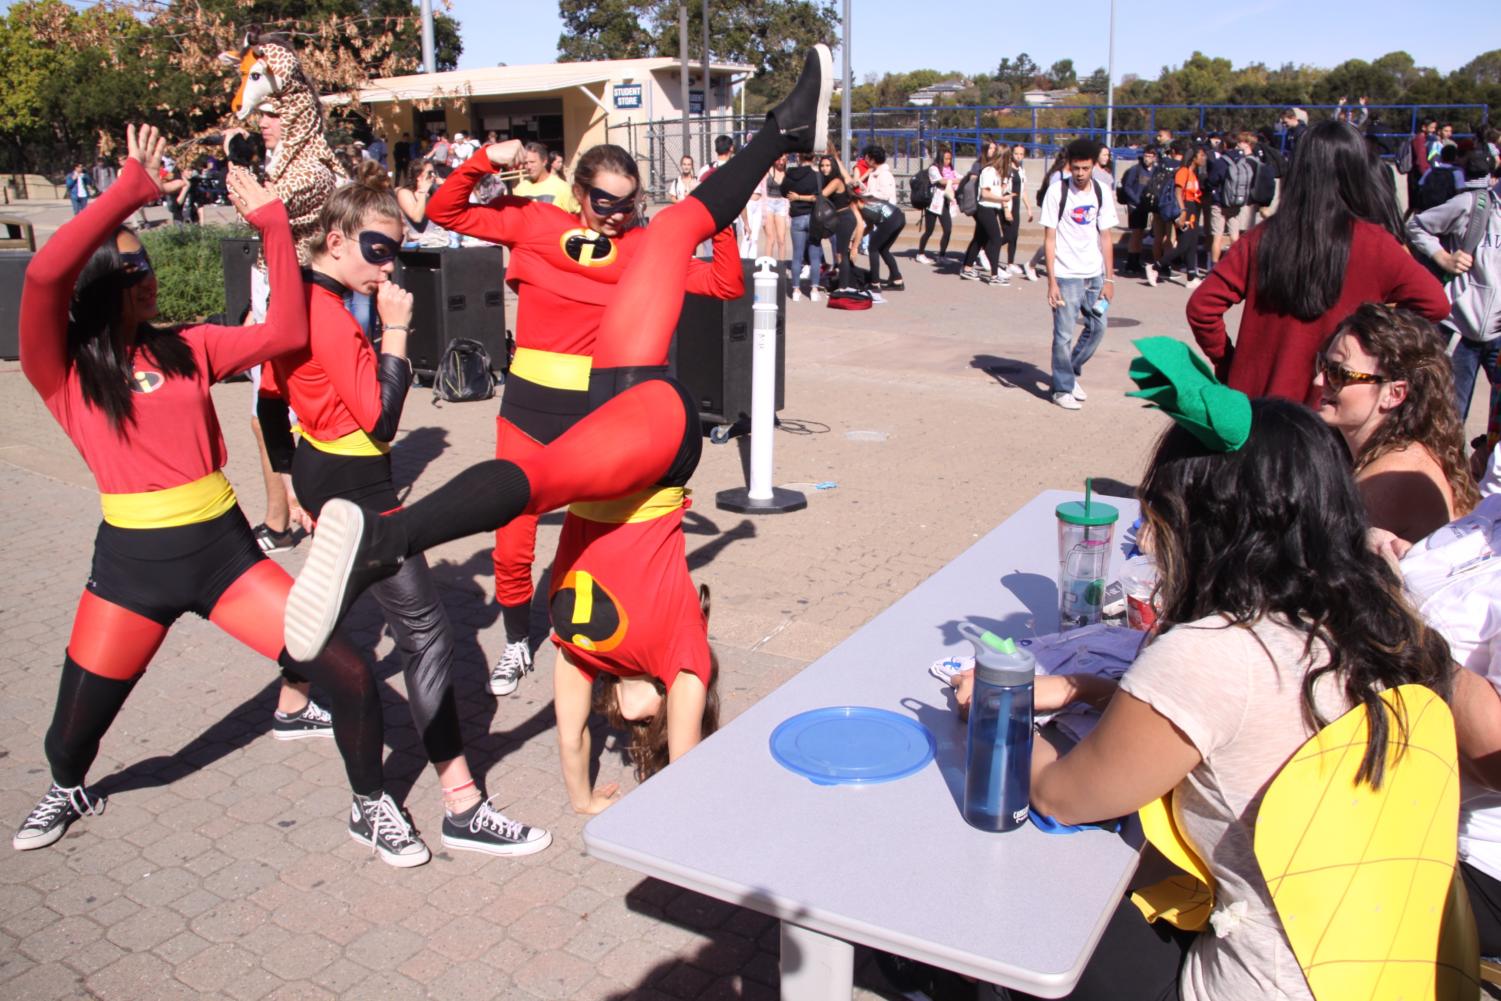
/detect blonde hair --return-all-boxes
[311,160,401,253]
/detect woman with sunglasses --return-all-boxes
[1188,120,1448,403]
[1314,303,1478,543]
[395,160,448,248]
[426,135,744,699]
[13,125,394,860]
[271,161,550,862]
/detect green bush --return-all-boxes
[138,222,252,323]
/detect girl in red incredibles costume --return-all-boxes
[13,125,403,864]
[283,46,835,671]
[272,162,549,859]
[427,139,743,697]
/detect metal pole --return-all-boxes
[841,0,851,163]
[419,0,435,74]
[701,0,711,164]
[1104,0,1115,149]
[679,6,690,157]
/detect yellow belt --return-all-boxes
[100,470,238,529]
[302,427,391,457]
[510,347,591,392]
[569,486,686,524]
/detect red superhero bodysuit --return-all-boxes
[426,147,742,633]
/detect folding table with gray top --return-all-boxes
[584,490,1145,999]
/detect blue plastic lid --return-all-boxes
[769,707,936,786]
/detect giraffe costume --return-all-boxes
[221,29,346,265]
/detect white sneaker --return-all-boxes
[1053,392,1082,411]
[810,286,821,304]
[1185,276,1203,290]
[489,640,532,696]
[1071,382,1087,402]
[799,264,810,280]
[1007,264,1023,275]
[1145,266,1159,287]
[913,253,934,265]
[790,288,803,302]
[869,291,886,304]
[1021,263,1036,282]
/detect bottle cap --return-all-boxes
[1056,478,1119,527]
[959,623,1036,687]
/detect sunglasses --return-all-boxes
[119,249,154,287]
[358,230,400,266]
[1316,354,1388,392]
[586,185,638,217]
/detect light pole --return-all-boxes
[419,0,435,74]
[840,0,851,164]
[1104,0,1116,150]
[701,0,711,164]
[679,5,690,156]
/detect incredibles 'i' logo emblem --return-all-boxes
[130,370,164,394]
[561,228,617,268]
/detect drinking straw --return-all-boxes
[1085,477,1093,518]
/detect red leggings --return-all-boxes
[518,197,717,513]
[492,415,544,608]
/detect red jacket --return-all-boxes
[1187,221,1449,404]
[1412,133,1432,176]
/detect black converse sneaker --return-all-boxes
[489,640,533,696]
[284,500,403,662]
[441,799,552,858]
[272,699,334,740]
[13,783,103,851]
[767,45,833,154]
[348,792,430,868]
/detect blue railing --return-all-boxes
[851,102,1491,161]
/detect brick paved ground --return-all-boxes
[1,204,1485,1000]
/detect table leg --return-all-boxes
[780,920,855,1000]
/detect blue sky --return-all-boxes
[451,0,1481,80]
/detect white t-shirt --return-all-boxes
[1400,495,1501,881]
[978,166,1006,209]
[451,140,477,163]
[1040,177,1119,279]
[864,163,896,203]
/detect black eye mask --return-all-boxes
[586,185,637,217]
[358,230,400,265]
[119,249,154,287]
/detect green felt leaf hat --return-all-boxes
[1126,337,1252,453]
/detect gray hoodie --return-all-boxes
[1406,179,1501,343]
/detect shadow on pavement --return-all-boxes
[971,354,1052,403]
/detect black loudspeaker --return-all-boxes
[395,247,507,376]
[0,250,30,360]
[670,259,786,424]
[220,238,259,323]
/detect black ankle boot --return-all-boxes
[767,45,833,154]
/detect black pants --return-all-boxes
[1463,860,1501,958]
[963,206,1004,277]
[830,210,857,288]
[919,210,952,256]
[1159,208,1201,278]
[868,215,906,285]
[1001,205,1021,265]
[995,896,1194,1001]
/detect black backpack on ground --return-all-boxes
[432,338,496,404]
[909,169,932,209]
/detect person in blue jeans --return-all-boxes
[65,164,97,216]
[1041,139,1120,410]
[783,154,824,302]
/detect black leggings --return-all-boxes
[867,215,905,285]
[1462,859,1501,957]
[918,210,951,256]
[963,206,1004,276]
[1001,203,1021,265]
[830,210,856,288]
[995,895,1195,1001]
[1159,207,1201,277]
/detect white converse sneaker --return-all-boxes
[1071,382,1088,402]
[1053,392,1083,411]
[441,799,552,857]
[489,640,533,696]
[349,792,430,868]
[13,784,103,851]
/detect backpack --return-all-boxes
[1149,166,1181,222]
[432,338,496,404]
[1395,138,1415,175]
[955,172,979,216]
[1249,156,1277,207]
[1222,156,1255,210]
[825,287,874,310]
[909,169,933,209]
[1417,168,1459,214]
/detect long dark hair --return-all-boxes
[1140,398,1453,787]
[1255,120,1406,321]
[69,231,197,431]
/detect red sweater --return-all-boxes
[21,160,307,495]
[272,282,386,444]
[1186,221,1449,403]
[427,147,743,360]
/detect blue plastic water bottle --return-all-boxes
[961,625,1036,832]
